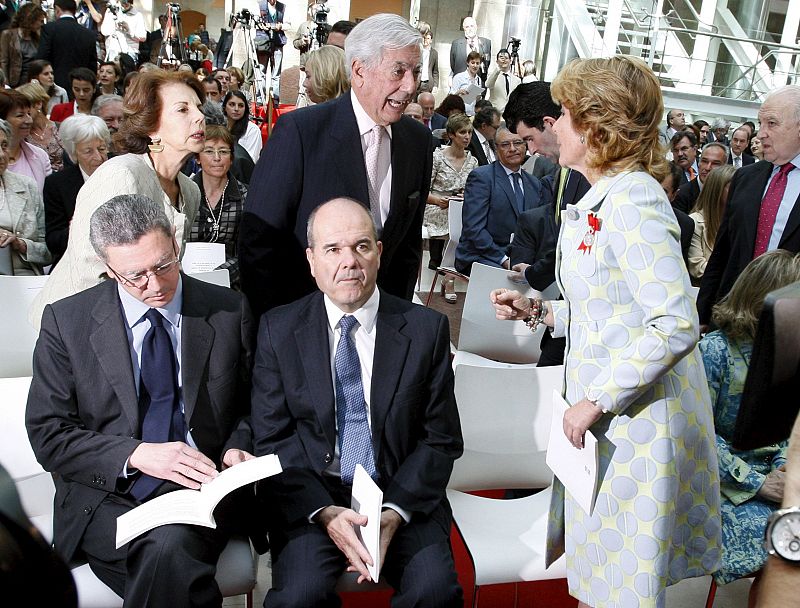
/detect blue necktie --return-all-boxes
[335,315,377,485]
[131,309,185,500]
[512,172,525,214]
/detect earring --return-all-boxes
[148,136,164,153]
[580,135,585,144]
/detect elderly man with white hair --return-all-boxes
[240,13,433,319]
[449,15,491,84]
[698,85,800,326]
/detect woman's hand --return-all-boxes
[427,194,449,209]
[0,231,25,253]
[490,288,531,321]
[563,398,604,449]
[758,469,786,503]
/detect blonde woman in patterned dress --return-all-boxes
[491,55,721,608]
[424,112,477,301]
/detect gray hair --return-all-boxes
[710,117,731,131]
[763,84,800,125]
[701,141,729,158]
[91,93,123,116]
[344,13,421,78]
[494,125,513,143]
[59,114,111,163]
[89,195,173,261]
[307,197,377,248]
[0,117,10,140]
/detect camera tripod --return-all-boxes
[224,14,273,127]
[158,4,187,69]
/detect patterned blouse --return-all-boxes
[189,171,247,290]
[424,146,478,238]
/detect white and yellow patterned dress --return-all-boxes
[546,170,722,608]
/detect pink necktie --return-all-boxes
[365,125,387,228]
[753,163,794,258]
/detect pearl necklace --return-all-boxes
[203,179,229,243]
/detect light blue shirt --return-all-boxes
[764,152,800,251]
[450,70,481,116]
[117,277,197,452]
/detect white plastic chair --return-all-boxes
[447,362,567,602]
[0,275,48,378]
[457,263,550,365]
[426,200,469,305]
[0,377,258,608]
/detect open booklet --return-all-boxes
[351,464,383,582]
[116,454,282,549]
[546,390,600,515]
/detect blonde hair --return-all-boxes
[691,164,735,248]
[712,250,800,341]
[550,55,669,181]
[16,81,49,107]
[305,45,350,103]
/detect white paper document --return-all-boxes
[351,465,383,582]
[116,454,282,549]
[460,83,484,105]
[546,390,599,515]
[181,242,226,274]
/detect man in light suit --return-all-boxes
[36,0,97,94]
[698,85,800,326]
[26,195,256,608]
[456,127,547,275]
[252,198,463,607]
[449,16,491,83]
[240,14,432,319]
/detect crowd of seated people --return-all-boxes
[6,5,800,608]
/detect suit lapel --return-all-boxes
[494,162,518,217]
[295,295,336,449]
[369,299,410,462]
[330,95,369,206]
[6,176,31,233]
[180,277,214,426]
[521,172,539,211]
[384,118,418,243]
[89,282,140,434]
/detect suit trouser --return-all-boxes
[264,498,463,608]
[80,491,229,608]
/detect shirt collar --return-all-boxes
[350,90,393,140]
[79,165,91,182]
[118,275,183,330]
[475,130,487,145]
[500,161,520,175]
[323,288,380,335]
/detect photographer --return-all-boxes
[485,48,520,112]
[99,0,145,72]
[253,0,286,104]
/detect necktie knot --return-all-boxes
[145,308,164,328]
[780,163,795,177]
[339,315,358,335]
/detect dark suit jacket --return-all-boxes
[37,16,97,93]
[251,290,463,528]
[698,160,800,324]
[456,161,546,271]
[510,169,590,288]
[449,36,491,79]
[239,93,433,318]
[43,165,83,268]
[26,276,255,563]
[466,130,489,166]
[429,111,446,147]
[727,153,756,167]
[673,177,700,214]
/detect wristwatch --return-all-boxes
[765,506,800,562]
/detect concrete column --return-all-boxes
[776,0,800,86]
[688,0,719,94]
[602,0,623,58]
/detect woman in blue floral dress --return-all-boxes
[700,249,800,603]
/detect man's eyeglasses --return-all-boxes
[107,251,180,289]
[201,148,232,158]
[496,140,526,150]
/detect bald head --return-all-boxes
[418,92,435,119]
[404,102,424,123]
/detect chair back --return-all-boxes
[449,363,564,491]
[458,263,548,364]
[440,200,463,270]
[0,377,55,522]
[0,276,48,378]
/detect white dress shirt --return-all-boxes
[765,152,800,251]
[351,91,392,229]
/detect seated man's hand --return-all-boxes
[129,442,219,489]
[221,448,255,470]
[315,505,373,581]
[376,509,402,579]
